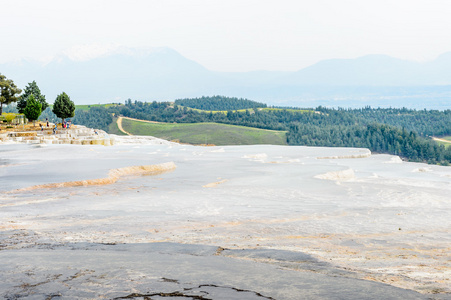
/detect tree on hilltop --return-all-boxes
[0,73,22,114]
[53,92,75,123]
[17,81,48,113]
[23,94,42,126]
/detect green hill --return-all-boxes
[174,95,267,111]
[121,118,287,146]
[75,103,117,111]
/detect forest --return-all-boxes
[287,123,451,164]
[21,96,451,165]
[174,95,267,111]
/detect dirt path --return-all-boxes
[432,137,451,144]
[116,117,133,136]
[122,116,162,124]
[117,117,164,136]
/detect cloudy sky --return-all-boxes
[2,0,451,71]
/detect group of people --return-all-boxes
[38,118,72,134]
[62,120,72,129]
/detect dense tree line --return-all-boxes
[72,107,112,131]
[316,106,451,137]
[39,107,58,123]
[174,96,267,111]
[287,123,451,165]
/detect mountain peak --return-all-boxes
[2,48,451,107]
[57,45,180,63]
[434,51,451,62]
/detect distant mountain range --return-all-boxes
[1,47,451,109]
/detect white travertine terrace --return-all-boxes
[0,138,450,299]
[0,125,117,146]
[10,162,176,192]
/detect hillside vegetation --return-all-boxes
[29,96,451,165]
[74,104,117,111]
[174,95,267,111]
[121,118,287,146]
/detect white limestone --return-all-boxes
[0,140,450,298]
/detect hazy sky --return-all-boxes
[2,0,451,71]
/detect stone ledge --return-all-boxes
[0,126,115,146]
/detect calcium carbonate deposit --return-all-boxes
[0,136,450,299]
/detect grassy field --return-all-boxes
[261,107,314,113]
[435,136,451,148]
[121,118,287,146]
[75,104,118,111]
[177,105,315,115]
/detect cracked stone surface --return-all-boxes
[0,243,426,299]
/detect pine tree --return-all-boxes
[0,73,22,114]
[23,94,42,126]
[53,92,75,124]
[17,81,48,113]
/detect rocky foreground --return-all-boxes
[1,243,425,299]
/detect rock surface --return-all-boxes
[0,243,426,299]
